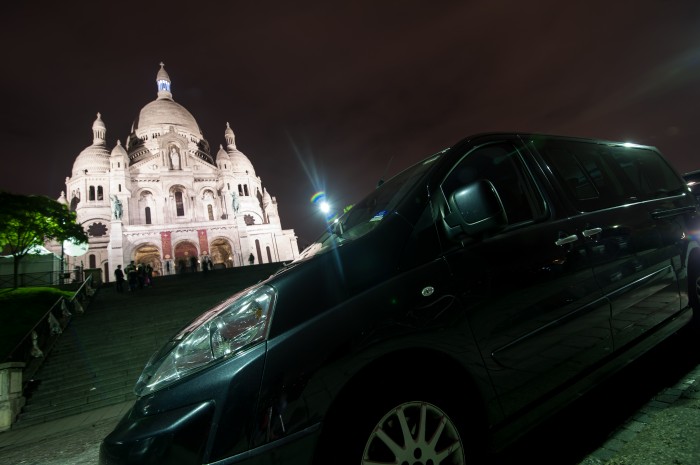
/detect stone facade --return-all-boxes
[0,362,25,432]
[51,64,299,280]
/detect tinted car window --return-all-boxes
[535,139,686,211]
[297,153,440,259]
[442,142,541,225]
[609,146,686,199]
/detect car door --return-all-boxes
[437,138,613,417]
[531,139,687,351]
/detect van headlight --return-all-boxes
[135,284,276,396]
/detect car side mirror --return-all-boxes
[442,179,507,239]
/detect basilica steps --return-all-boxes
[12,262,284,429]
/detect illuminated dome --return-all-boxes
[134,99,202,136]
[131,63,202,137]
[110,139,128,159]
[72,113,110,176]
[216,144,230,162]
[224,122,256,175]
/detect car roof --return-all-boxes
[683,169,700,182]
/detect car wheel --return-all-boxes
[315,376,484,465]
[361,400,465,465]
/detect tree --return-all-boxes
[0,191,88,288]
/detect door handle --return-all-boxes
[555,234,579,246]
[582,227,602,237]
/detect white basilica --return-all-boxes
[52,63,299,280]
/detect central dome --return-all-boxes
[134,98,202,136]
[131,63,203,137]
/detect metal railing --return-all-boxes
[0,269,86,289]
[4,275,96,385]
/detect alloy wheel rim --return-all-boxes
[362,401,465,465]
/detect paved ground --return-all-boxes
[0,401,131,465]
[578,362,700,465]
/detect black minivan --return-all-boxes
[100,133,700,465]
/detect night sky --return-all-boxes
[2,1,700,246]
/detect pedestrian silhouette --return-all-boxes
[114,265,125,292]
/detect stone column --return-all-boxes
[0,362,26,432]
[108,219,124,275]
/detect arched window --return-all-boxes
[97,186,104,201]
[175,191,185,216]
[207,204,214,221]
[255,239,262,264]
[244,185,250,196]
[145,207,152,224]
[89,186,95,201]
[89,254,96,269]
[266,246,272,263]
[238,184,244,196]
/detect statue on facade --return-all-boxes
[169,146,181,170]
[110,195,122,220]
[230,191,240,213]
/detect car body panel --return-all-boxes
[100,132,700,464]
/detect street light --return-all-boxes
[311,191,333,220]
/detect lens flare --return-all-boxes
[310,191,326,204]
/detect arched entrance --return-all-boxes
[210,238,234,269]
[134,243,162,276]
[174,240,199,273]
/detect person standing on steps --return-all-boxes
[125,261,138,291]
[114,265,125,292]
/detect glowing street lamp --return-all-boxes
[311,191,335,221]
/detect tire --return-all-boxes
[361,400,466,465]
[315,379,485,465]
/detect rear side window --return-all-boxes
[609,147,685,199]
[533,139,686,211]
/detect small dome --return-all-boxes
[73,144,110,176]
[57,191,68,205]
[228,147,256,175]
[216,144,230,164]
[156,62,171,83]
[93,112,106,132]
[72,114,110,176]
[111,140,128,159]
[224,125,255,175]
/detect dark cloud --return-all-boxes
[2,1,700,244]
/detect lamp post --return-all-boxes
[60,242,65,285]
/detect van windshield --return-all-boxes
[297,154,441,260]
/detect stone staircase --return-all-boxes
[12,263,284,429]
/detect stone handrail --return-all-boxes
[0,275,96,431]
